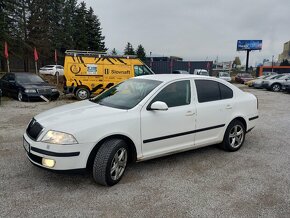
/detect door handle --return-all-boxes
[226,105,232,109]
[185,111,195,116]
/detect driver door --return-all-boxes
[140,80,196,159]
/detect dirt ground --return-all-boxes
[0,85,290,217]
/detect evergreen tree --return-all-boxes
[136,44,146,60]
[73,2,88,50]
[0,0,107,70]
[124,42,135,55]
[85,7,106,51]
[61,0,78,52]
[111,48,117,55]
[280,59,290,66]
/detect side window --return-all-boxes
[151,80,191,107]
[134,65,153,76]
[220,83,233,99]
[195,80,220,103]
[1,74,9,81]
[195,80,233,103]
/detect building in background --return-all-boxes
[278,41,290,62]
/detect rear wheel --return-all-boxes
[75,87,90,100]
[271,83,281,92]
[221,120,245,152]
[93,139,128,186]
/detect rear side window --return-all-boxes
[195,80,233,103]
[219,83,233,99]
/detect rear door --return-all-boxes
[194,79,234,146]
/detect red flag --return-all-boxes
[4,42,8,59]
[34,47,39,61]
[206,62,210,70]
[54,49,57,64]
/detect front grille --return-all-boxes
[37,88,52,94]
[26,119,43,140]
[28,152,42,165]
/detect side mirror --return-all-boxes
[149,101,168,111]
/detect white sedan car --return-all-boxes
[39,65,64,76]
[23,75,258,186]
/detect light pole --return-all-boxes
[272,55,274,73]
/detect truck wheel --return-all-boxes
[75,87,90,100]
[93,139,128,186]
[220,120,245,152]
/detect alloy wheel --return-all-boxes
[18,92,23,101]
[229,124,244,149]
[110,148,128,181]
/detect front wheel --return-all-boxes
[271,84,281,92]
[93,139,128,186]
[75,87,90,100]
[18,91,23,101]
[221,120,245,152]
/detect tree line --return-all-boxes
[0,0,148,72]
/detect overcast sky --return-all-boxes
[83,0,290,66]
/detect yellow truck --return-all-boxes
[63,50,154,100]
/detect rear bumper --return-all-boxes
[63,86,76,94]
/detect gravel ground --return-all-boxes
[0,86,290,218]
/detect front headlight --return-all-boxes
[25,89,37,93]
[51,88,58,92]
[41,130,78,145]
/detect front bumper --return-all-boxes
[283,85,290,92]
[261,83,270,89]
[23,92,60,101]
[23,133,93,170]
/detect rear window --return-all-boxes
[195,80,233,103]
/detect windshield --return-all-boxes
[44,65,55,68]
[220,72,230,77]
[16,74,45,84]
[199,71,209,76]
[91,79,162,109]
[241,74,252,78]
[271,74,284,79]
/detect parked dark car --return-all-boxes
[0,72,60,101]
[235,73,254,84]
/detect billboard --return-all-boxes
[237,40,262,51]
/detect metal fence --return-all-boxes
[144,60,213,75]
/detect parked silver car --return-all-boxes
[253,74,283,89]
[261,74,290,92]
[282,79,290,93]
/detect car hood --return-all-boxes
[20,83,55,89]
[34,100,128,133]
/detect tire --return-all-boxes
[220,120,245,152]
[93,139,128,186]
[18,91,23,102]
[271,83,281,92]
[75,87,90,100]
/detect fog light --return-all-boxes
[42,158,55,168]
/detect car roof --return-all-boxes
[135,74,212,82]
